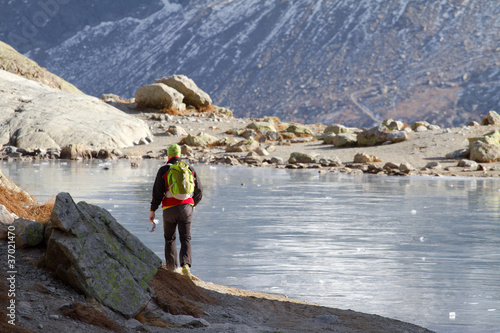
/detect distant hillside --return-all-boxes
[1,0,498,127]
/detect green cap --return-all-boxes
[167,144,181,157]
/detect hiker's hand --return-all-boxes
[149,211,155,223]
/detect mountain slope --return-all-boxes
[2,0,499,127]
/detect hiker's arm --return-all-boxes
[150,166,167,211]
[192,168,203,206]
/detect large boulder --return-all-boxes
[135,83,186,110]
[42,192,162,318]
[357,125,391,146]
[226,139,260,152]
[330,133,358,147]
[0,70,152,151]
[468,130,500,162]
[288,152,317,164]
[286,124,314,136]
[357,125,407,146]
[155,75,212,108]
[184,132,218,147]
[246,121,277,133]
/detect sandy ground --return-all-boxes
[119,106,500,178]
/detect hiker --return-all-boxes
[149,144,203,278]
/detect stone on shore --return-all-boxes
[135,83,186,110]
[331,133,358,147]
[155,74,212,108]
[226,139,260,152]
[286,124,314,136]
[13,218,45,248]
[357,125,391,146]
[184,132,218,147]
[481,110,500,125]
[468,130,500,163]
[354,153,381,163]
[289,152,317,164]
[42,192,162,318]
[246,121,277,133]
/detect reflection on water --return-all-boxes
[3,160,500,333]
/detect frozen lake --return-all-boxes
[3,159,500,333]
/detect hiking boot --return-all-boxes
[182,264,192,279]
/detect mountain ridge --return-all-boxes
[1,0,499,128]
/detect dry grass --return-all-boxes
[0,181,54,223]
[149,267,218,318]
[62,302,123,332]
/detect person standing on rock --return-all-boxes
[149,144,203,278]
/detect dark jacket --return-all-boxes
[150,157,203,211]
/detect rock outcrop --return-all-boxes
[42,192,162,318]
[0,70,153,151]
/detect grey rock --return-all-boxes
[270,156,284,164]
[445,149,467,159]
[43,192,162,318]
[425,161,443,169]
[135,83,186,110]
[354,153,380,163]
[469,140,500,163]
[458,159,478,169]
[331,133,358,147]
[155,74,212,108]
[357,125,390,146]
[399,162,415,173]
[289,152,317,164]
[387,130,408,143]
[13,218,45,248]
[226,139,260,152]
[0,70,151,151]
[185,132,218,147]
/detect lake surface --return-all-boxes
[3,159,500,333]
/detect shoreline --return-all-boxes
[118,107,500,179]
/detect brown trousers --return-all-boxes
[162,204,193,270]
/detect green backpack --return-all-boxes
[166,161,195,200]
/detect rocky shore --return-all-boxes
[3,97,500,179]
